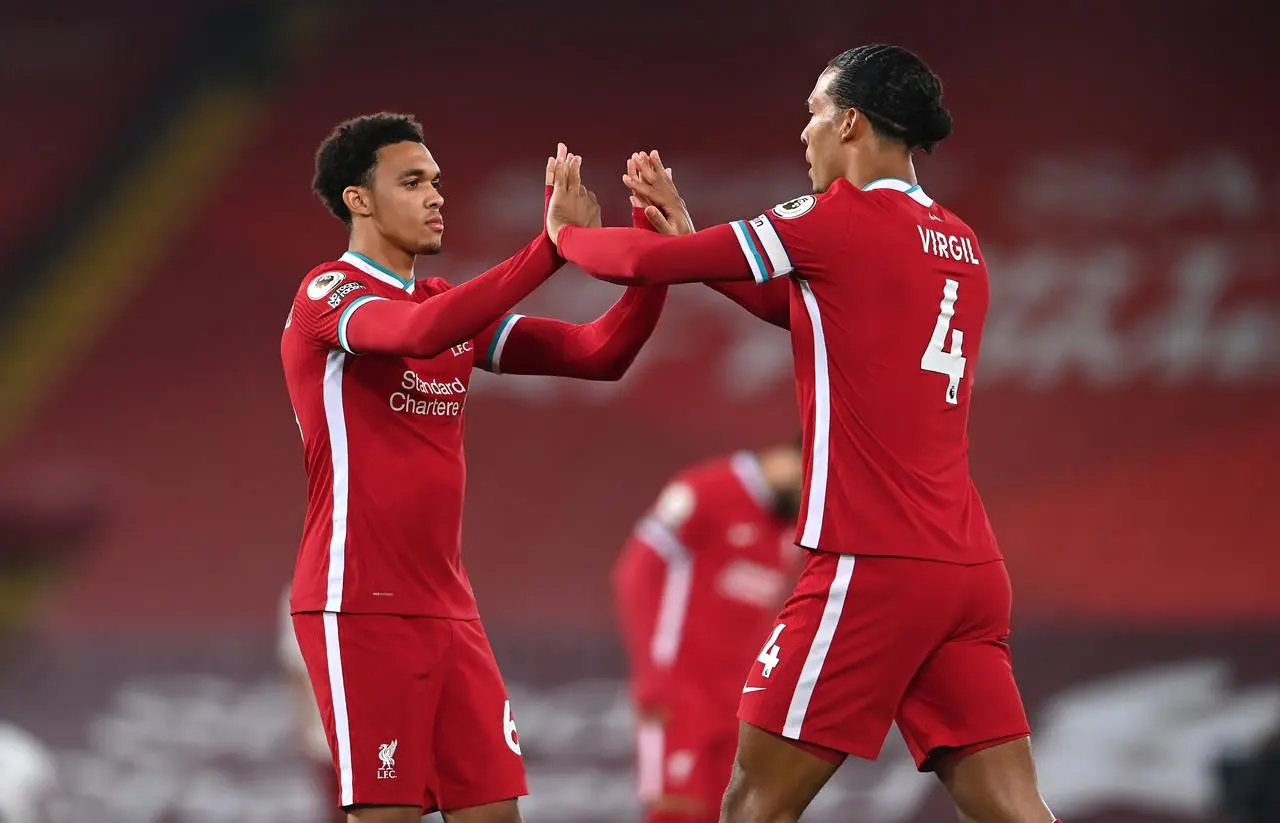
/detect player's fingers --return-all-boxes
[644,205,673,234]
[666,167,674,182]
[624,173,657,201]
[638,153,665,185]
[552,154,569,191]
[568,154,582,190]
[545,155,556,186]
[622,172,645,193]
[627,156,640,182]
[557,142,568,162]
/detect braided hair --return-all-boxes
[826,45,953,153]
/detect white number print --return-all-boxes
[503,699,522,756]
[921,279,967,405]
[756,623,786,678]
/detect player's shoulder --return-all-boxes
[764,178,854,224]
[673,456,749,506]
[294,259,369,304]
[294,252,423,302]
[676,453,734,484]
[931,203,977,235]
[649,456,726,529]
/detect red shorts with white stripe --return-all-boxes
[291,613,527,813]
[635,713,737,816]
[738,551,1030,771]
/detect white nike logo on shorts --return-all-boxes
[742,686,766,693]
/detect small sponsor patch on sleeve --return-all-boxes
[325,281,367,309]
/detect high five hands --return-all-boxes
[624,150,695,236]
[545,145,601,245]
[545,146,694,245]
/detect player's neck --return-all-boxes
[849,152,918,190]
[347,232,416,282]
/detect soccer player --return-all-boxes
[546,46,1061,823]
[282,113,666,823]
[613,440,803,823]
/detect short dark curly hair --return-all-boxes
[826,45,953,154]
[312,112,425,226]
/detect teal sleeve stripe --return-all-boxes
[485,313,523,372]
[731,220,770,284]
[337,295,381,354]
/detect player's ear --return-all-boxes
[343,186,373,219]
[839,109,860,143]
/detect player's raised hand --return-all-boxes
[546,151,601,246]
[623,150,695,236]
[545,143,568,186]
[545,143,569,219]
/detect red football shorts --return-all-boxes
[635,710,736,819]
[292,613,527,813]
[738,551,1030,771]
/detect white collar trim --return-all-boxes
[862,177,935,207]
[341,252,415,293]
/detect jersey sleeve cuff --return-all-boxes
[336,295,384,354]
[731,216,794,283]
[484,313,524,373]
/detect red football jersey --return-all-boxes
[282,252,521,617]
[730,178,1000,564]
[612,452,798,713]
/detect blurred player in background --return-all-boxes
[547,46,1062,823]
[613,440,803,823]
[282,114,663,823]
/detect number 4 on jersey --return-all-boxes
[756,623,786,678]
[921,279,967,405]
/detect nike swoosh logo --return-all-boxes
[742,686,766,694]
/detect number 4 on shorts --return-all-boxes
[756,623,785,678]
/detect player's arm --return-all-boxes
[626,153,793,330]
[333,234,564,358]
[704,276,791,330]
[547,150,752,285]
[557,223,753,284]
[554,150,849,291]
[474,197,668,379]
[476,284,666,380]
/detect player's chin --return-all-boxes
[807,166,823,194]
[416,237,443,256]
